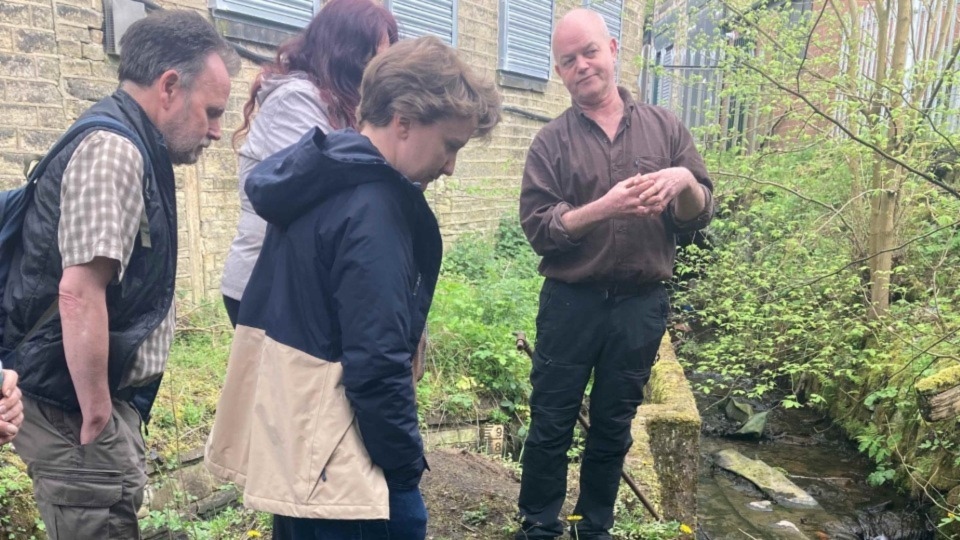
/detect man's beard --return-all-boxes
[167,136,210,165]
[169,143,206,165]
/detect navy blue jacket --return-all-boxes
[238,128,441,487]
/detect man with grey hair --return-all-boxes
[3,10,237,539]
[516,8,714,539]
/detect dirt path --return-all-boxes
[422,449,521,538]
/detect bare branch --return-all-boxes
[781,218,960,294]
[742,59,960,199]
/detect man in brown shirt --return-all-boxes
[516,9,713,540]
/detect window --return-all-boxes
[656,47,674,109]
[498,0,554,83]
[208,0,318,30]
[385,0,458,46]
[585,0,623,79]
[583,0,623,45]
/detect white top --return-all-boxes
[221,72,334,300]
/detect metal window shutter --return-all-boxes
[659,48,673,109]
[209,0,314,28]
[387,0,457,46]
[584,0,623,42]
[499,0,552,80]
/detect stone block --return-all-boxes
[61,58,92,77]
[0,4,31,27]
[634,336,701,527]
[200,149,238,177]
[0,52,35,78]
[81,42,104,61]
[57,40,83,58]
[19,129,61,153]
[37,107,65,129]
[0,175,22,190]
[15,29,56,54]
[36,57,59,81]
[54,24,91,43]
[56,4,103,27]
[64,99,89,122]
[0,151,33,177]
[32,6,55,30]
[90,60,119,79]
[0,29,13,52]
[65,77,116,102]
[5,80,61,104]
[0,128,16,149]
[0,105,38,127]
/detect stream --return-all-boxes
[693,381,936,540]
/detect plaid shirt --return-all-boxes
[58,130,175,389]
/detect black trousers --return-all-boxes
[516,279,667,539]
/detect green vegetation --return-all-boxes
[651,0,960,533]
[419,216,541,425]
[0,220,683,538]
[673,145,960,535]
[149,301,233,461]
[0,448,41,538]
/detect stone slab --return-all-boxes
[714,448,820,509]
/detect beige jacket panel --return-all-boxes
[205,325,389,519]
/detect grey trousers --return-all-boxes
[14,396,147,540]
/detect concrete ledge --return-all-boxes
[629,335,701,528]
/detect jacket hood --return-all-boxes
[256,71,314,105]
[245,128,419,227]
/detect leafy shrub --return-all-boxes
[422,215,541,422]
[675,145,960,533]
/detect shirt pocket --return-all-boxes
[632,154,671,176]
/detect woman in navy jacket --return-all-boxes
[206,36,501,540]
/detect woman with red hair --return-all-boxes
[220,0,399,326]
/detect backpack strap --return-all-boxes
[27,115,153,186]
[8,116,154,356]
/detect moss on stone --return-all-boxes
[0,449,41,537]
[629,335,701,528]
[915,364,960,395]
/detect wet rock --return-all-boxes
[735,409,770,438]
[724,397,754,423]
[821,503,935,540]
[775,520,802,533]
[713,449,820,509]
[748,500,773,511]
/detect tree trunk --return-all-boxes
[866,0,909,318]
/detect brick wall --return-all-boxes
[0,0,646,300]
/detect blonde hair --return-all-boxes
[358,36,501,138]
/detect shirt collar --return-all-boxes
[573,86,637,128]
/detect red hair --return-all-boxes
[234,0,399,146]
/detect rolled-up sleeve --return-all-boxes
[664,116,714,233]
[519,140,580,256]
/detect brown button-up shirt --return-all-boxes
[519,87,714,285]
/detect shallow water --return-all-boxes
[694,390,933,540]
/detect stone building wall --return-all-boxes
[0,0,645,300]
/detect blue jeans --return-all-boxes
[272,486,428,540]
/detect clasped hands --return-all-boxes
[0,369,24,446]
[601,167,696,219]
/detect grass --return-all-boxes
[148,299,234,462]
[0,299,273,540]
[0,272,685,539]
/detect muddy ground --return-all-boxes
[422,449,580,539]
